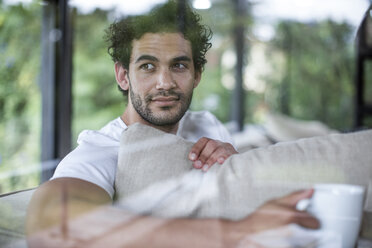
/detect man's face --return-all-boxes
[123,32,201,126]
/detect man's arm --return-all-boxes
[27,179,318,247]
[189,137,238,171]
[126,189,319,247]
[234,189,320,233]
[26,177,111,235]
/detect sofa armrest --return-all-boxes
[0,188,36,247]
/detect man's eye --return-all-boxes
[173,63,186,70]
[140,63,155,70]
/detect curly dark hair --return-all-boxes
[105,0,212,96]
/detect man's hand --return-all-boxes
[231,189,320,235]
[28,188,319,247]
[188,137,238,171]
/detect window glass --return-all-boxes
[192,0,369,130]
[0,0,369,193]
[71,9,123,144]
[70,0,169,143]
[0,1,41,194]
[1,1,371,247]
[70,0,370,134]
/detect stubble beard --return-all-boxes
[129,81,193,126]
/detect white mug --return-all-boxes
[297,184,365,248]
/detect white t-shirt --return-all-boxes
[52,111,233,198]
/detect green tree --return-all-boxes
[192,2,254,123]
[72,9,124,143]
[0,2,42,193]
[266,20,355,130]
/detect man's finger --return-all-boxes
[198,140,220,164]
[189,138,237,170]
[189,137,209,161]
[279,204,320,229]
[217,157,225,164]
[257,202,320,229]
[204,147,227,167]
[296,212,320,229]
[275,189,314,207]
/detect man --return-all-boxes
[26,1,318,245]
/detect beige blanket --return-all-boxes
[114,123,372,221]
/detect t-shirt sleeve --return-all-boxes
[51,141,118,199]
[207,112,235,146]
[178,111,235,146]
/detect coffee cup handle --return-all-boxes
[296,199,311,211]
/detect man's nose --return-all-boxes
[156,69,176,90]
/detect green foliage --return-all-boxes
[0,1,362,194]
[192,2,253,123]
[0,2,41,193]
[265,20,355,130]
[72,9,125,144]
[191,64,232,123]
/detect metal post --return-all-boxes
[41,0,58,182]
[177,0,186,33]
[40,0,72,182]
[56,0,72,159]
[354,54,364,128]
[354,6,368,129]
[230,0,246,132]
[354,4,372,129]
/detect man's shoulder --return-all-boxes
[182,110,219,124]
[77,117,127,146]
[178,111,232,143]
[99,117,127,135]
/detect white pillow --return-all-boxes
[115,123,372,221]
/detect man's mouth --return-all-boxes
[151,95,180,106]
[152,96,179,101]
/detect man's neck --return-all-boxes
[121,109,179,134]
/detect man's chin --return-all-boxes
[147,109,185,126]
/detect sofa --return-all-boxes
[0,188,34,248]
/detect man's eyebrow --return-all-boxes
[135,55,158,63]
[172,56,192,63]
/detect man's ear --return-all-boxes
[115,62,130,91]
[193,70,202,88]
